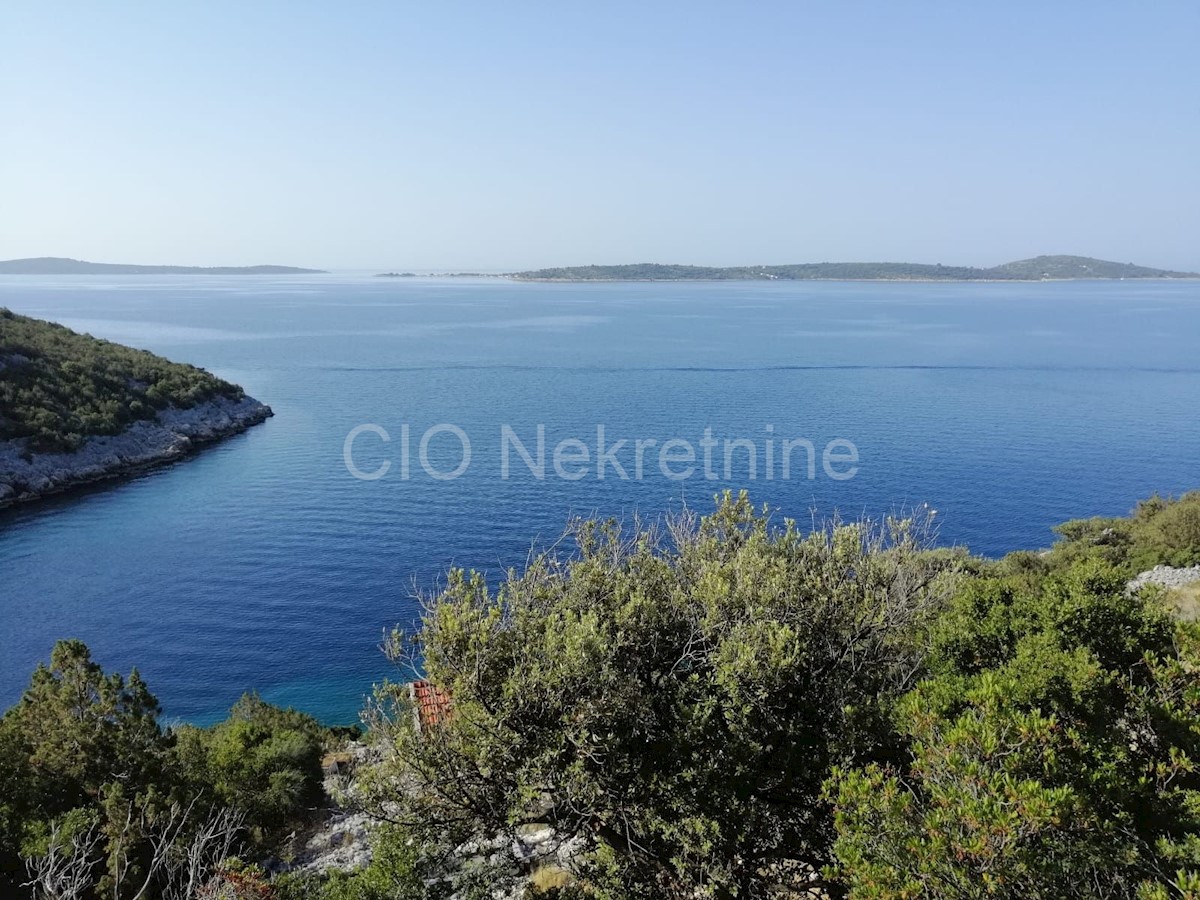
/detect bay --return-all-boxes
[1,275,1197,723]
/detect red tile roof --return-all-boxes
[410,679,452,732]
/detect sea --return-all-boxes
[1,275,1198,724]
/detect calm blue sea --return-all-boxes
[2,276,1198,724]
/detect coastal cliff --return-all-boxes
[0,394,272,507]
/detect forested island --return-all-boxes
[512,254,1200,282]
[0,257,326,275]
[3,490,1200,899]
[5,255,1195,282]
[0,309,271,506]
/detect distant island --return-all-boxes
[0,257,326,275]
[0,309,271,507]
[376,272,500,278]
[6,254,1195,282]
[511,255,1200,282]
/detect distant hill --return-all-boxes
[511,256,1199,282]
[0,257,326,275]
[984,255,1191,280]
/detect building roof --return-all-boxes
[410,679,452,732]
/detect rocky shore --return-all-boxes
[0,395,272,508]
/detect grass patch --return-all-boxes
[529,864,573,892]
[1164,582,1200,621]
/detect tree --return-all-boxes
[0,640,170,894]
[4,639,166,803]
[358,493,961,899]
[827,563,1200,898]
[0,643,292,899]
[172,693,325,842]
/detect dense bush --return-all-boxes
[6,492,1200,898]
[275,826,428,900]
[355,493,1200,899]
[173,693,326,841]
[0,644,336,899]
[828,563,1200,897]
[0,640,170,895]
[0,308,242,450]
[357,494,964,898]
[1043,492,1200,572]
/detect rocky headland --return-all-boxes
[0,395,272,508]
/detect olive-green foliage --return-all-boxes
[926,562,1175,678]
[172,693,326,840]
[0,643,334,899]
[1040,492,1200,573]
[359,492,962,899]
[827,561,1200,897]
[8,493,1200,900]
[0,639,170,894]
[0,307,242,450]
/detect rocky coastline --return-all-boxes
[0,395,272,508]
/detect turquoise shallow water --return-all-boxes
[1,275,1198,724]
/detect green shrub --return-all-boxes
[828,561,1200,898]
[7,491,1200,899]
[1042,493,1200,573]
[173,693,326,841]
[0,645,336,898]
[0,640,170,895]
[0,308,243,450]
[358,493,963,898]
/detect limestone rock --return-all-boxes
[0,395,272,508]
[1129,565,1200,592]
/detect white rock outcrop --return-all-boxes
[293,809,373,875]
[1129,565,1200,593]
[0,395,272,507]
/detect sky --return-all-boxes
[1,2,1198,272]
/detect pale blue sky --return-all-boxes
[2,2,1197,271]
